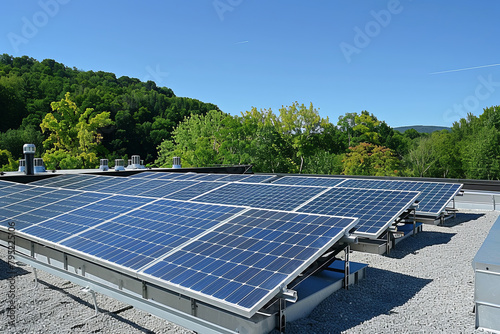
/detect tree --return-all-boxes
[0,149,17,171]
[276,102,329,173]
[40,92,113,169]
[239,107,292,173]
[155,110,229,168]
[427,130,461,178]
[342,143,399,176]
[405,137,435,177]
[461,126,500,180]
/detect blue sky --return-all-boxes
[2,0,500,127]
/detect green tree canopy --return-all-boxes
[40,92,113,169]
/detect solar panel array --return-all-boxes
[0,179,357,317]
[271,176,462,216]
[0,172,462,317]
[128,171,277,183]
[28,173,423,238]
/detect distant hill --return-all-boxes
[0,54,221,162]
[394,125,451,134]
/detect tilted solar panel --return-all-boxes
[162,181,226,201]
[60,199,245,270]
[192,183,328,211]
[336,179,462,216]
[28,174,88,187]
[0,190,108,230]
[142,208,356,316]
[193,174,230,182]
[217,174,252,182]
[272,176,347,187]
[237,175,277,183]
[128,171,161,178]
[168,173,201,181]
[297,187,420,237]
[21,195,152,243]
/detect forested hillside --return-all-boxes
[0,54,219,165]
[1,54,499,180]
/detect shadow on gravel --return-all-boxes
[440,212,485,227]
[0,258,30,280]
[32,279,156,333]
[387,230,456,259]
[282,268,432,334]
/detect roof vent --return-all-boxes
[99,159,109,171]
[126,155,145,169]
[18,159,26,173]
[114,159,125,171]
[33,158,46,173]
[173,156,181,169]
[23,143,36,175]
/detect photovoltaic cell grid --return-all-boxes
[0,179,358,317]
[0,189,108,230]
[272,176,347,188]
[60,199,245,270]
[238,175,277,183]
[21,195,152,243]
[128,172,276,184]
[297,187,420,237]
[142,208,357,315]
[162,181,226,201]
[193,183,328,211]
[337,179,462,215]
[25,174,426,239]
[29,174,96,188]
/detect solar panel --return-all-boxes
[297,187,420,237]
[272,176,347,187]
[162,181,226,201]
[155,173,191,180]
[60,200,245,270]
[217,174,252,182]
[192,183,329,211]
[141,208,357,317]
[337,179,462,215]
[237,175,277,183]
[138,180,202,198]
[0,190,108,230]
[29,174,87,187]
[193,174,230,182]
[21,195,152,243]
[128,171,160,178]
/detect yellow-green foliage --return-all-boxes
[0,149,18,171]
[40,92,113,169]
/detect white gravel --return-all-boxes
[1,209,498,334]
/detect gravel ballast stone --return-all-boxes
[1,210,497,333]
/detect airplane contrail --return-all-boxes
[430,63,500,75]
[234,40,249,45]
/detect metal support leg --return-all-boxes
[278,298,286,334]
[344,245,350,290]
[386,232,391,255]
[191,298,197,317]
[29,267,39,291]
[81,286,99,320]
[412,209,416,237]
